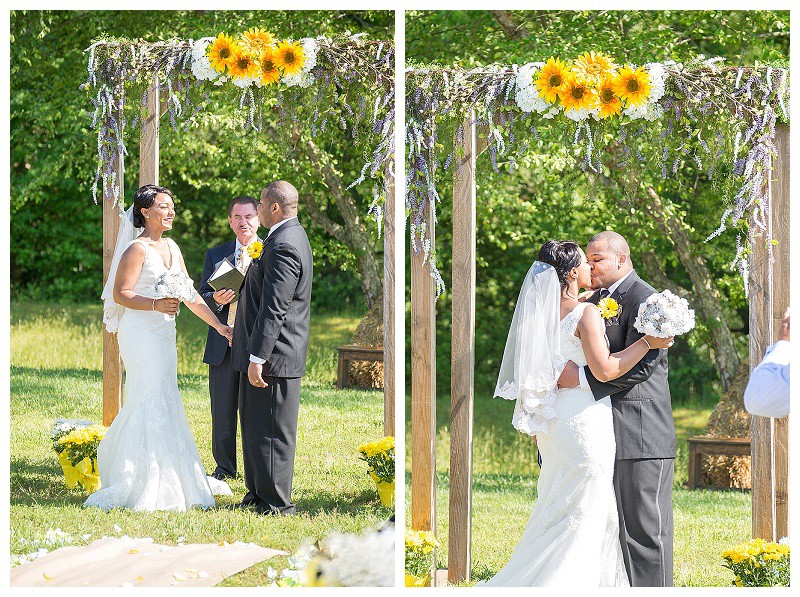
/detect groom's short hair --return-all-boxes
[262,181,299,214]
[228,195,259,215]
[589,230,630,258]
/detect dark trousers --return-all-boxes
[239,373,301,515]
[208,349,240,478]
[614,458,675,587]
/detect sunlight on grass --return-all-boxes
[10,303,390,586]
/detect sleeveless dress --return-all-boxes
[84,238,232,511]
[482,302,629,586]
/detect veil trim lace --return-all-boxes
[101,205,142,333]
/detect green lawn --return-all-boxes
[406,390,751,587]
[10,303,391,586]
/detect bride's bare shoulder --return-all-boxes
[577,302,602,325]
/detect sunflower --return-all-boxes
[613,66,652,107]
[228,50,259,80]
[572,51,617,86]
[273,40,306,75]
[535,57,571,103]
[558,74,596,112]
[207,33,238,73]
[257,48,281,85]
[596,77,622,119]
[239,28,275,57]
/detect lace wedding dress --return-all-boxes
[483,302,629,586]
[85,238,232,511]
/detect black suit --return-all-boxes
[200,239,239,478]
[231,218,312,514]
[586,270,675,587]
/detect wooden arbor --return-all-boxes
[101,81,398,439]
[410,116,790,584]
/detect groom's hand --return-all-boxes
[248,362,268,388]
[558,361,580,388]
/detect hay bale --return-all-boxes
[347,302,384,389]
[701,361,751,489]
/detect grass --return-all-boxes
[10,302,391,586]
[405,387,751,587]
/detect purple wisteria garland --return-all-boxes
[83,34,394,227]
[407,57,789,295]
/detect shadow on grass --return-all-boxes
[11,457,86,508]
[11,366,101,381]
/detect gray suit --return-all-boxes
[231,218,312,514]
[586,270,676,587]
[199,239,239,478]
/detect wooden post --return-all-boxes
[448,113,477,585]
[749,123,789,541]
[411,202,437,536]
[102,156,124,427]
[383,168,396,437]
[140,82,160,186]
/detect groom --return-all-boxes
[231,180,313,515]
[559,230,676,587]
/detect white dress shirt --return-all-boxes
[578,270,636,390]
[249,217,298,366]
[744,340,791,418]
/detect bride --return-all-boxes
[86,184,233,511]
[484,240,673,586]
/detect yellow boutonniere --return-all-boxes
[598,297,621,319]
[247,240,263,259]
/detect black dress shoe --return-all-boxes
[211,471,233,481]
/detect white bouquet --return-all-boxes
[634,289,696,338]
[153,271,197,303]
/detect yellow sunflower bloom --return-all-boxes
[258,48,281,85]
[207,33,238,73]
[596,77,622,119]
[558,74,596,113]
[535,57,570,103]
[613,66,652,107]
[238,28,275,57]
[228,50,259,80]
[274,40,306,76]
[572,51,617,86]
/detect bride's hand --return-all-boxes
[643,335,674,350]
[154,298,180,315]
[216,324,233,343]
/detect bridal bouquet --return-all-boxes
[52,420,106,492]
[722,537,790,587]
[153,271,197,303]
[634,289,696,338]
[358,436,395,507]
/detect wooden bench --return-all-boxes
[687,436,751,490]
[336,345,384,389]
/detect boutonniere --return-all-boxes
[598,297,622,321]
[246,240,264,260]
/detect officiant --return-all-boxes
[199,196,262,481]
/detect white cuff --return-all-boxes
[578,366,590,390]
[249,354,266,364]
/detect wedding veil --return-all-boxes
[494,261,567,436]
[101,205,142,333]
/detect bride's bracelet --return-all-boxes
[641,336,652,350]
[152,298,156,311]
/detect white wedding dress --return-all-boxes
[484,302,629,586]
[85,238,232,511]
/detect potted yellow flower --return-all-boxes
[52,420,106,492]
[722,537,790,586]
[357,436,395,507]
[405,529,439,587]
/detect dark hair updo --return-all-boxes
[133,184,174,228]
[537,240,582,289]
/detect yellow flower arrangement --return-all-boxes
[596,77,622,119]
[247,240,264,259]
[613,65,652,107]
[572,51,617,86]
[228,50,260,80]
[207,33,239,73]
[405,529,440,584]
[358,436,395,486]
[721,538,790,586]
[55,423,106,492]
[274,40,306,76]
[258,48,282,85]
[535,57,570,104]
[598,297,621,319]
[558,75,596,113]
